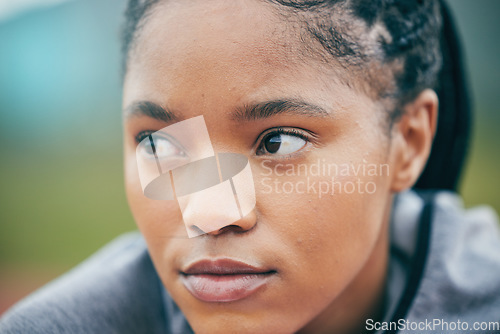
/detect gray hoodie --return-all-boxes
[1,190,499,334]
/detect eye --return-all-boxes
[137,132,187,160]
[257,128,308,156]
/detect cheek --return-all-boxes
[250,179,386,326]
[256,178,383,266]
[252,150,391,296]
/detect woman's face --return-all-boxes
[124,1,395,333]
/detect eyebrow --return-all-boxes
[124,101,179,123]
[124,98,329,123]
[232,99,330,121]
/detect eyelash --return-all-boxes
[135,127,312,155]
[256,127,311,155]
[135,130,155,144]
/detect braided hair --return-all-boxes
[121,0,471,191]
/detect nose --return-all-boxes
[178,179,257,237]
[207,210,257,236]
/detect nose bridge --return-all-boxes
[136,115,256,238]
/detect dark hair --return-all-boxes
[261,1,443,123]
[121,0,471,191]
[122,0,156,70]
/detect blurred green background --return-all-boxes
[0,0,499,312]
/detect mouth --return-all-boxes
[179,258,277,303]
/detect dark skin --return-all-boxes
[122,1,438,333]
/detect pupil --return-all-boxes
[264,135,281,153]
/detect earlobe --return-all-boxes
[390,89,438,192]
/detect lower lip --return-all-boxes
[180,273,273,302]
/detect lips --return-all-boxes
[180,259,276,302]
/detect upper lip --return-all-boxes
[181,259,275,275]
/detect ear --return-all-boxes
[390,89,438,192]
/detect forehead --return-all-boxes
[130,1,295,71]
[123,0,371,115]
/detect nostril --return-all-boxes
[189,224,247,237]
[217,225,246,234]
